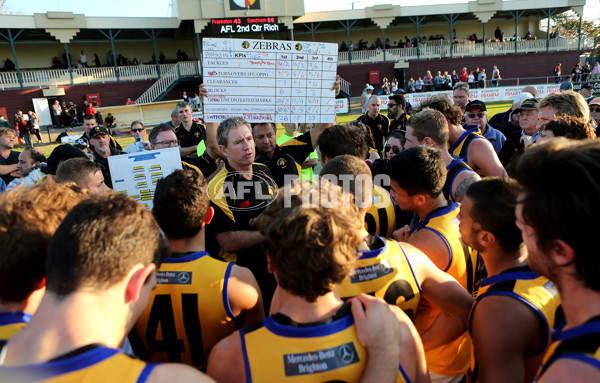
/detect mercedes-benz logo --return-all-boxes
[178,272,190,284]
[338,344,354,364]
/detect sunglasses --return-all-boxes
[387,103,397,107]
[131,128,144,132]
[466,112,486,118]
[385,145,401,154]
[590,107,600,113]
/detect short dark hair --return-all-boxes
[46,194,169,297]
[542,115,596,140]
[514,138,600,291]
[388,94,406,109]
[56,158,100,186]
[465,177,522,252]
[25,148,47,164]
[387,145,446,197]
[318,125,368,160]
[84,114,96,121]
[153,170,210,239]
[176,101,190,109]
[130,120,144,129]
[149,123,175,144]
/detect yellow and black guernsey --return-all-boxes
[365,185,397,239]
[535,317,600,381]
[468,266,563,381]
[175,121,206,149]
[0,311,31,340]
[0,344,156,382]
[449,127,483,164]
[443,156,472,203]
[240,303,410,382]
[338,235,421,320]
[131,251,237,371]
[410,201,472,377]
[206,162,277,308]
[338,236,421,321]
[255,131,314,187]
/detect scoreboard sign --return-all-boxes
[211,17,279,34]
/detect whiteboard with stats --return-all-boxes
[108,147,182,210]
[202,37,338,124]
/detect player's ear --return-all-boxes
[125,263,156,304]
[549,239,575,267]
[204,206,215,225]
[477,230,495,248]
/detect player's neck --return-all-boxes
[284,130,298,138]
[438,146,454,165]
[483,245,527,277]
[182,121,193,131]
[448,124,466,144]
[166,231,206,254]
[94,149,110,159]
[276,290,344,324]
[555,276,600,330]
[367,111,378,119]
[417,195,448,221]
[2,290,128,366]
[0,287,45,316]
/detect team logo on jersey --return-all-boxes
[277,158,287,168]
[156,271,192,285]
[283,342,360,376]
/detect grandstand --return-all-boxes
[0,0,592,125]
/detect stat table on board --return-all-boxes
[202,38,338,124]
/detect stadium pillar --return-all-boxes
[142,29,161,78]
[338,20,357,64]
[409,16,426,59]
[64,43,73,85]
[443,14,459,58]
[483,23,486,56]
[543,9,557,52]
[99,29,122,82]
[303,23,321,42]
[382,29,387,61]
[1,29,24,88]
[510,10,525,55]
[196,33,203,75]
[578,14,583,50]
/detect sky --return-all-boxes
[4,0,600,19]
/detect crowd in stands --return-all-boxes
[1,69,600,383]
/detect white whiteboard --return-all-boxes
[32,98,52,127]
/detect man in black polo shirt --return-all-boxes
[252,122,327,186]
[82,114,122,152]
[175,101,217,176]
[89,126,123,188]
[206,117,277,311]
[357,95,390,153]
[0,127,19,185]
[387,94,409,133]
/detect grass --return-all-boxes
[28,101,513,157]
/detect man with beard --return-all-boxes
[89,126,123,188]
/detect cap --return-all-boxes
[582,83,594,90]
[46,144,89,175]
[589,97,600,106]
[89,126,109,138]
[465,100,487,112]
[395,88,407,94]
[560,81,573,91]
[366,85,374,91]
[514,98,539,113]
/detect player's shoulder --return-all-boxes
[147,363,215,383]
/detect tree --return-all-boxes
[550,11,600,38]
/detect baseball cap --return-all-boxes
[589,97,600,106]
[465,100,487,112]
[582,83,594,90]
[514,98,539,113]
[560,81,573,91]
[89,126,109,138]
[366,85,374,91]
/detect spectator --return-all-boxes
[478,68,487,88]
[468,70,475,89]
[408,77,416,93]
[491,65,501,87]
[464,100,506,154]
[588,97,600,131]
[415,77,424,92]
[93,53,101,67]
[592,62,600,80]
[494,26,503,41]
[554,63,562,83]
[125,96,135,105]
[124,121,150,154]
[80,50,87,67]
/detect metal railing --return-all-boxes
[135,64,180,104]
[339,36,596,65]
[339,76,352,96]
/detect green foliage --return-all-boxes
[551,11,600,38]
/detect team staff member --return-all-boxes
[208,181,429,383]
[463,100,506,155]
[389,146,473,382]
[253,122,328,187]
[0,194,215,382]
[206,117,278,310]
[175,101,217,176]
[459,178,561,383]
[514,139,600,382]
[82,114,122,153]
[148,124,203,175]
[89,126,123,188]
[131,170,264,371]
[322,155,472,348]
[0,182,87,340]
[357,95,390,153]
[499,98,540,169]
[388,94,410,133]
